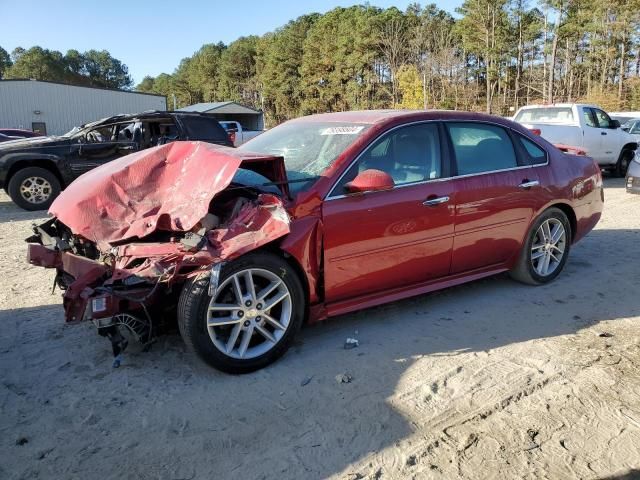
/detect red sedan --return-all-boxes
[27,110,603,372]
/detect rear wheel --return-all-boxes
[7,166,61,211]
[509,208,572,285]
[178,252,305,373]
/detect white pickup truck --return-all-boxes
[219,121,263,147]
[513,103,638,176]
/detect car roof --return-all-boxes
[80,110,215,128]
[289,109,514,126]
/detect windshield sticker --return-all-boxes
[320,126,364,136]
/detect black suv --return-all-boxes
[0,111,232,210]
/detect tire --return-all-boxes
[509,207,572,286]
[7,166,61,211]
[615,150,634,178]
[178,252,305,374]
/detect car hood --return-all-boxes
[0,135,70,150]
[49,141,288,243]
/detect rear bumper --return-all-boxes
[626,159,640,193]
[627,175,640,194]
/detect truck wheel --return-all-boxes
[7,167,61,211]
[509,208,572,286]
[615,150,634,178]
[178,252,305,374]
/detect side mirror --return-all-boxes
[610,120,621,129]
[344,169,395,194]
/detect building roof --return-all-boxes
[177,101,261,115]
[0,78,166,99]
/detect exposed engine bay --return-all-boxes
[25,141,292,365]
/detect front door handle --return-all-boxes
[423,195,450,206]
[519,180,540,189]
[601,131,607,135]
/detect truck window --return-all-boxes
[582,108,597,128]
[592,109,613,128]
[514,107,574,123]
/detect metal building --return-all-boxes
[0,79,166,136]
[177,102,264,130]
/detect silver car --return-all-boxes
[627,149,640,194]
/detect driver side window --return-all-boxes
[85,125,114,143]
[335,123,442,193]
[593,109,612,128]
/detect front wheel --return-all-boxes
[615,150,634,178]
[509,208,572,285]
[7,166,61,211]
[178,252,305,373]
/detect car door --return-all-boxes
[445,122,543,274]
[68,122,140,178]
[591,107,622,164]
[580,107,607,162]
[322,122,455,302]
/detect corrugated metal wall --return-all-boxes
[0,80,166,135]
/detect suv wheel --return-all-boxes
[7,167,61,211]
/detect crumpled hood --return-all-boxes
[50,141,287,243]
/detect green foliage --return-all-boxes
[3,46,132,89]
[9,2,639,122]
[0,46,12,79]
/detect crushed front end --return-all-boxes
[25,141,291,364]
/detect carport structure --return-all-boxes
[177,102,264,131]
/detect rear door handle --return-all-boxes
[601,131,607,135]
[518,180,540,189]
[423,196,450,206]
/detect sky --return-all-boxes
[0,0,462,85]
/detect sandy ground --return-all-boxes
[1,179,639,480]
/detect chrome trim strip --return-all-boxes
[423,196,450,206]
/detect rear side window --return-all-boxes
[446,123,517,175]
[514,107,574,123]
[516,134,547,165]
[181,116,229,142]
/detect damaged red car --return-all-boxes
[26,111,604,373]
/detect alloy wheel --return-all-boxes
[206,268,292,359]
[530,218,567,277]
[20,176,52,204]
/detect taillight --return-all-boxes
[530,128,541,136]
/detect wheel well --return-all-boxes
[259,243,312,318]
[549,203,577,242]
[5,160,65,190]
[620,143,638,158]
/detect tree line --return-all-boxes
[2,1,639,126]
[0,46,133,89]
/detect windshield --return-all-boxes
[238,121,370,195]
[514,107,574,124]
